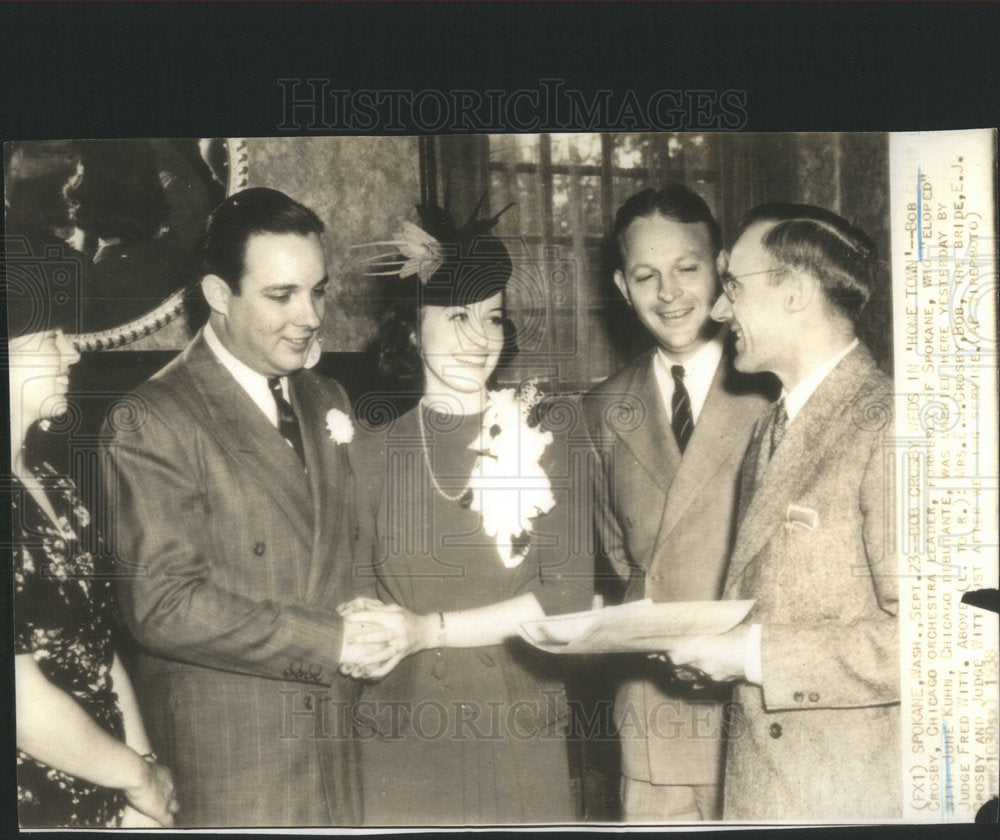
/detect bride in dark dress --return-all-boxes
[9,269,179,828]
[342,205,594,825]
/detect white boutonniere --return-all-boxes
[466,380,555,568]
[326,408,354,444]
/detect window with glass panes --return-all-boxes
[486,133,722,390]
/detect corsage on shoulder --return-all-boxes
[467,381,555,568]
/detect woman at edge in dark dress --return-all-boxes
[341,205,594,825]
[9,287,179,827]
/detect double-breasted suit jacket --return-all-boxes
[582,345,772,787]
[102,332,366,827]
[722,344,901,820]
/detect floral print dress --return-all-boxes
[13,461,127,827]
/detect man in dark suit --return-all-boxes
[102,189,384,826]
[581,186,772,821]
[666,204,900,819]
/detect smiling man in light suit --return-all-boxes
[667,203,901,820]
[581,186,773,821]
[102,189,384,826]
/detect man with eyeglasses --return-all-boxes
[664,203,901,819]
[581,186,774,822]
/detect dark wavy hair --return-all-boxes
[199,187,325,294]
[610,184,723,269]
[372,295,519,393]
[739,203,880,324]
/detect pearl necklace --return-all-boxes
[416,403,471,503]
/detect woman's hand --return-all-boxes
[123,757,179,827]
[120,804,167,828]
[339,605,436,680]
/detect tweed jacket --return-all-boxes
[722,343,901,820]
[582,345,772,786]
[102,331,366,827]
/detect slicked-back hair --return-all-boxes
[739,203,880,323]
[199,187,325,294]
[611,185,723,269]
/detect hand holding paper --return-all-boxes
[663,622,752,683]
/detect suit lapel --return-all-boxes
[183,335,315,551]
[292,373,328,548]
[292,373,352,602]
[613,354,680,498]
[737,418,766,526]
[652,355,761,553]
[725,345,876,591]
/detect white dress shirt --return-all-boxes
[203,321,284,429]
[652,327,726,425]
[744,337,860,685]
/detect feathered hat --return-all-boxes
[355,196,514,306]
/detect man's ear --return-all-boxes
[715,249,729,278]
[782,271,816,314]
[612,269,632,307]
[201,275,232,317]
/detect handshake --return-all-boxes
[337,597,439,680]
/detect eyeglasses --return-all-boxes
[720,268,786,302]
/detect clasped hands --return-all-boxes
[121,755,179,827]
[337,597,436,680]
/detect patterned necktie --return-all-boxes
[267,377,306,465]
[670,365,694,454]
[769,398,788,460]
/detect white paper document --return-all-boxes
[518,598,756,654]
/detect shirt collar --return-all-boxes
[204,321,272,386]
[783,337,859,423]
[203,321,281,425]
[652,328,726,425]
[655,326,726,383]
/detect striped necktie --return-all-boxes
[670,365,694,454]
[267,377,306,466]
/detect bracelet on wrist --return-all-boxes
[140,751,158,764]
[437,611,447,648]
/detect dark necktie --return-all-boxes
[769,398,789,461]
[267,377,306,465]
[753,398,789,492]
[670,364,694,454]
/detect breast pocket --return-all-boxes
[766,506,867,622]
